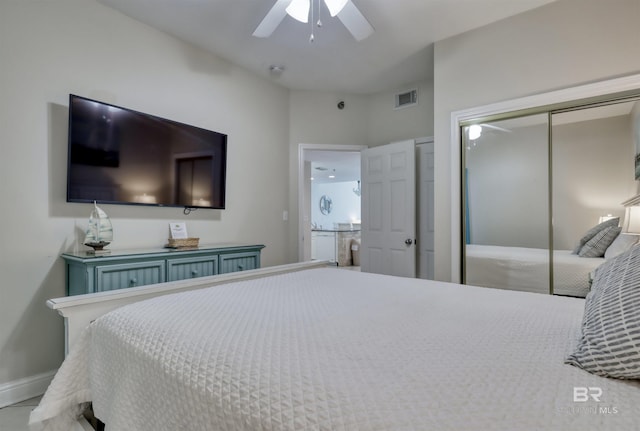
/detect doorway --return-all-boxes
[297,139,434,279]
[298,144,367,263]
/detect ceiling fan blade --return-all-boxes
[324,0,348,17]
[481,124,512,133]
[286,0,310,23]
[253,0,291,38]
[336,1,373,41]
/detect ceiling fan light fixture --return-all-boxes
[324,0,348,17]
[286,0,310,23]
[254,0,373,41]
[468,125,482,140]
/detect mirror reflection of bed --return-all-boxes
[463,99,640,297]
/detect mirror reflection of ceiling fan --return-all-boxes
[467,123,512,140]
[253,0,374,42]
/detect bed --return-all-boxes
[465,244,604,297]
[30,262,640,431]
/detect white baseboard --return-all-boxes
[0,370,56,408]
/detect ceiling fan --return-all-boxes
[253,0,374,42]
[467,123,512,140]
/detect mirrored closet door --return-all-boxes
[551,100,639,296]
[462,114,551,294]
[462,96,640,297]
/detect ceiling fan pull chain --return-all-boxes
[309,0,315,42]
[317,0,323,28]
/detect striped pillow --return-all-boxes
[566,244,640,378]
[572,217,620,254]
[578,226,621,258]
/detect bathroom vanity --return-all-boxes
[311,228,360,266]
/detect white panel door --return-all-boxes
[417,141,435,280]
[361,140,416,277]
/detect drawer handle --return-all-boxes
[191,269,199,277]
[130,278,138,286]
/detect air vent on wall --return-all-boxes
[394,88,418,109]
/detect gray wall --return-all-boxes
[553,114,636,249]
[0,1,290,389]
[466,114,635,250]
[466,123,549,248]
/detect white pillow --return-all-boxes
[604,233,640,260]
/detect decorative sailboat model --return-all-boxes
[84,201,113,253]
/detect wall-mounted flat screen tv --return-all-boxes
[67,94,227,209]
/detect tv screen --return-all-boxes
[67,94,227,209]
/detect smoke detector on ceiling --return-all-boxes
[269,65,285,76]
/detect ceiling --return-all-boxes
[306,150,361,184]
[97,0,556,94]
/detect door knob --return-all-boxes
[405,239,413,245]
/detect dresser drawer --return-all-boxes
[219,251,260,273]
[95,260,166,292]
[167,255,219,281]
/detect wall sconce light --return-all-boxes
[598,214,616,224]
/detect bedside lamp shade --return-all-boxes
[623,206,640,233]
[599,214,616,224]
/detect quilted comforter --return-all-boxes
[465,245,603,297]
[30,268,640,430]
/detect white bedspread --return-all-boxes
[466,244,604,297]
[31,268,640,430]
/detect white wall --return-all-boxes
[0,0,290,390]
[434,0,640,281]
[311,181,361,228]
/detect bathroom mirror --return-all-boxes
[319,195,332,215]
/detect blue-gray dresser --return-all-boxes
[62,244,265,296]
